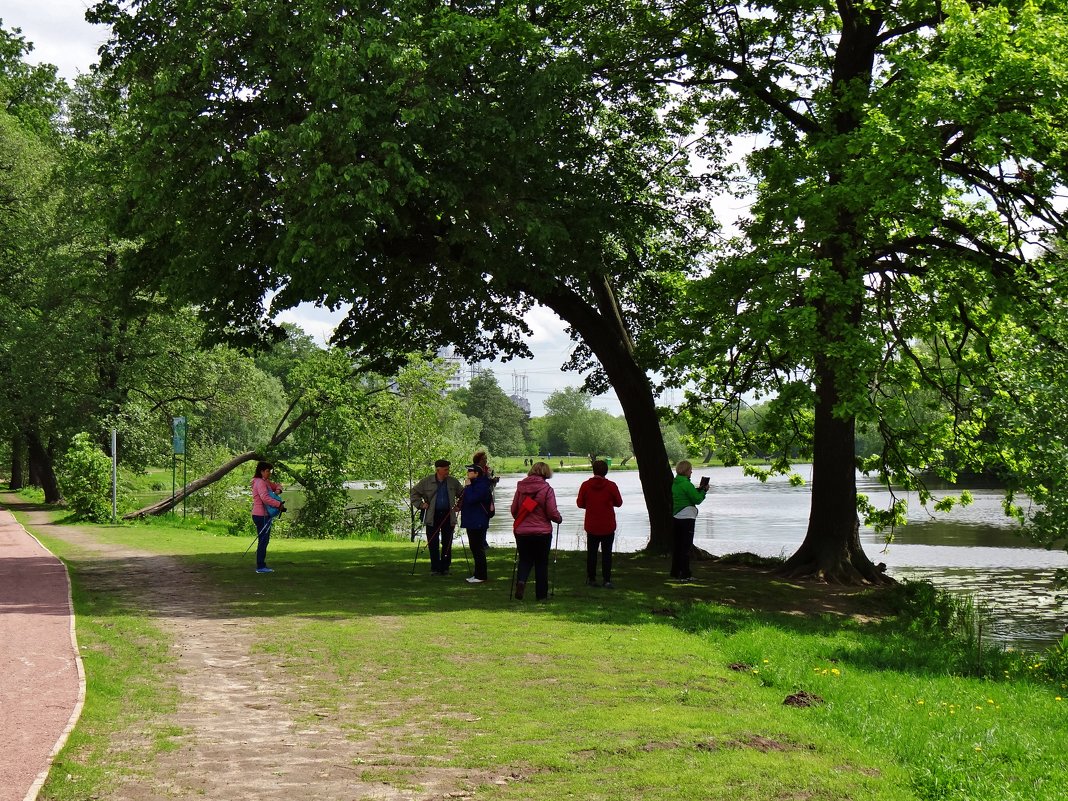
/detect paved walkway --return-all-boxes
[0,503,84,801]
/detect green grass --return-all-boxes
[14,502,1068,801]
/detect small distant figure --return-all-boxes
[250,461,283,574]
[410,459,462,575]
[560,460,564,468]
[461,464,494,584]
[577,460,623,588]
[510,462,563,601]
[670,460,708,582]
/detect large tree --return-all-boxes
[651,0,1068,581]
[88,0,716,551]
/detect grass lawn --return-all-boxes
[17,506,1068,801]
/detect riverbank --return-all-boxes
[10,497,1067,801]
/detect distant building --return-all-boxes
[436,347,467,392]
[509,393,531,415]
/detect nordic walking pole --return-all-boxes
[509,544,518,599]
[244,516,273,556]
[410,530,424,575]
[455,529,471,572]
[549,521,561,598]
[414,505,453,574]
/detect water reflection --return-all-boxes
[482,466,1066,648]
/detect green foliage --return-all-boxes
[346,498,403,540]
[184,443,246,521]
[57,432,115,522]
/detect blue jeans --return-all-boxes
[252,514,273,569]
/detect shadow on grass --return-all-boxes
[9,498,887,619]
[10,495,1003,680]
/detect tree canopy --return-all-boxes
[87,0,715,549]
[646,0,1068,580]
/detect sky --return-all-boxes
[2,0,654,417]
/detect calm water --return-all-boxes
[477,466,1067,649]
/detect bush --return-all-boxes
[57,433,114,522]
[347,498,403,539]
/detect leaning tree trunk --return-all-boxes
[541,280,674,552]
[124,406,316,518]
[124,450,260,518]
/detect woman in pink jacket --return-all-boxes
[510,461,563,600]
[251,461,284,574]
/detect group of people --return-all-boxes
[407,455,710,598]
[250,454,710,590]
[409,454,623,601]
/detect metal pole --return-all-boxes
[111,429,118,523]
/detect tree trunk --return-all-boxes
[779,343,890,585]
[540,282,674,552]
[9,435,25,490]
[26,429,61,504]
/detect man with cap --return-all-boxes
[410,459,463,575]
[460,463,494,583]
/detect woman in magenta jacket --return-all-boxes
[251,461,283,574]
[510,461,562,600]
[576,460,623,588]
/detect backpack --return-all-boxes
[512,495,538,531]
[266,488,284,518]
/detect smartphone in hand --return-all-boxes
[698,476,710,490]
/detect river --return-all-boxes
[475,466,1067,650]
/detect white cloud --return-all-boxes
[3,1,107,81]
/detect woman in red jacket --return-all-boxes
[576,460,623,588]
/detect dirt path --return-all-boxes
[11,502,494,800]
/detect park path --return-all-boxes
[2,498,494,800]
[0,503,84,801]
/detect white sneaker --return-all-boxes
[466,576,485,584]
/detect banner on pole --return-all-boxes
[172,416,187,455]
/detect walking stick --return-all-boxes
[454,529,471,572]
[550,521,561,598]
[509,543,519,599]
[244,517,273,556]
[410,529,424,575]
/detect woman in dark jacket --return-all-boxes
[460,464,494,583]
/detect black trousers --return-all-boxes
[427,509,454,573]
[515,533,552,600]
[586,533,615,582]
[466,527,488,580]
[670,517,695,579]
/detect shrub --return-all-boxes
[57,433,114,522]
[346,498,403,539]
